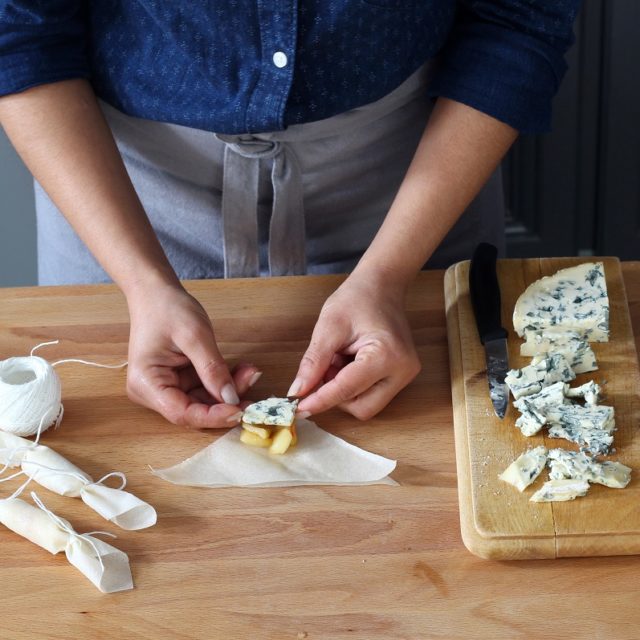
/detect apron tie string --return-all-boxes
[215,134,306,278]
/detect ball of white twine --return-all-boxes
[0,355,62,437]
[0,340,127,438]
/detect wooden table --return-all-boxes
[1,265,639,640]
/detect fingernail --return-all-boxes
[221,383,240,405]
[226,410,244,424]
[248,370,263,387]
[298,410,312,419]
[287,377,303,398]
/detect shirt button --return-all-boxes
[272,51,288,68]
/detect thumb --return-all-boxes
[177,328,239,406]
[288,315,345,399]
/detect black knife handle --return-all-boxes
[469,243,508,345]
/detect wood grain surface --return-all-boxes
[0,268,640,640]
[445,258,640,561]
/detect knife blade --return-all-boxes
[469,243,509,419]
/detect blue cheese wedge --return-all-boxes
[530,479,590,502]
[513,262,609,343]
[547,449,631,489]
[242,397,298,427]
[546,404,615,455]
[498,446,548,492]
[520,329,598,374]
[505,353,575,400]
[513,381,567,436]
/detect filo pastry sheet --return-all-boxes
[153,418,398,488]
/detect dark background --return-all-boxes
[504,0,639,260]
[0,0,638,287]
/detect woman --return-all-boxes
[0,1,582,427]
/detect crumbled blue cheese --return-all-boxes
[530,479,590,502]
[546,404,615,455]
[520,329,598,374]
[498,446,548,492]
[547,449,631,488]
[242,397,297,427]
[513,262,609,343]
[505,353,575,400]
[512,380,604,437]
[564,380,603,406]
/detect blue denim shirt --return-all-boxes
[0,1,582,134]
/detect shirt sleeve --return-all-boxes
[428,0,583,134]
[0,1,89,97]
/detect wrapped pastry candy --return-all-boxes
[0,493,133,593]
[0,432,156,530]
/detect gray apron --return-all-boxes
[35,64,505,285]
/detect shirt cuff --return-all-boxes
[0,44,90,97]
[428,22,572,134]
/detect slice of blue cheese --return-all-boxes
[547,448,631,489]
[546,404,615,456]
[520,329,598,374]
[498,446,548,492]
[242,397,298,427]
[530,479,590,502]
[505,353,575,400]
[513,381,567,436]
[513,262,610,343]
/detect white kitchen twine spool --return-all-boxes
[0,341,127,438]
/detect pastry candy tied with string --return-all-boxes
[0,491,133,593]
[0,431,156,530]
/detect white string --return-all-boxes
[30,340,60,357]
[8,475,32,500]
[93,471,127,491]
[51,359,128,369]
[32,406,59,447]
[0,449,27,477]
[19,460,93,486]
[31,339,128,369]
[18,460,127,491]
[0,469,27,484]
[30,491,115,572]
[1,457,128,497]
[83,530,117,539]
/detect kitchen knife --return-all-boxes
[469,243,509,419]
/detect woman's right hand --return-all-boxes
[125,282,261,429]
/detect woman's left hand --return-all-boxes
[290,272,421,420]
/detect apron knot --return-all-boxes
[215,134,282,160]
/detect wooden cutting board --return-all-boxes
[445,257,640,560]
